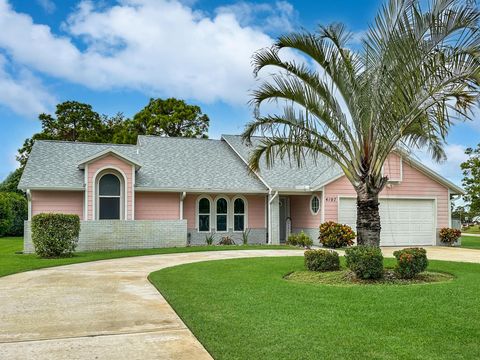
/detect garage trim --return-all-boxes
[337,195,437,246]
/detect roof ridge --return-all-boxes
[138,135,221,142]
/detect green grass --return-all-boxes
[150,257,480,360]
[462,226,480,234]
[0,237,294,278]
[461,236,480,249]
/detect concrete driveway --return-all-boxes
[0,247,479,360]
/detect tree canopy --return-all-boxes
[461,144,480,218]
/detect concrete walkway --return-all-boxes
[462,232,480,237]
[0,247,479,360]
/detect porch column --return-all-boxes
[268,193,280,245]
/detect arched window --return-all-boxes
[233,197,246,232]
[310,195,320,215]
[198,197,211,232]
[98,173,122,220]
[216,198,228,232]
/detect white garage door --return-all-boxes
[338,198,435,246]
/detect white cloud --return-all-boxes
[36,0,56,14]
[0,54,56,117]
[0,0,296,109]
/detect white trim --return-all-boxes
[337,195,437,246]
[135,187,268,194]
[92,166,128,220]
[78,148,142,169]
[84,164,88,220]
[196,194,213,232]
[268,191,279,244]
[311,173,344,191]
[131,166,135,220]
[321,187,325,223]
[310,194,320,215]
[180,192,186,220]
[26,189,32,221]
[448,189,452,228]
[22,186,85,191]
[232,195,248,232]
[214,195,230,233]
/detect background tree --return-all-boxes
[243,0,479,246]
[130,98,209,138]
[461,144,480,218]
[0,168,24,195]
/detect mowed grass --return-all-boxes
[462,226,480,234]
[461,236,480,249]
[150,257,480,360]
[0,237,293,278]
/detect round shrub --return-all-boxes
[393,248,428,279]
[304,249,340,271]
[287,231,313,248]
[345,246,384,279]
[319,221,356,248]
[32,213,80,258]
[439,227,461,246]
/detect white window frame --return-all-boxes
[232,195,248,232]
[93,167,127,220]
[214,195,229,233]
[310,194,320,215]
[196,195,213,233]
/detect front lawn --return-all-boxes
[150,257,480,360]
[461,235,480,249]
[462,226,480,234]
[0,237,293,278]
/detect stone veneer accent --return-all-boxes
[24,220,187,253]
[188,228,267,246]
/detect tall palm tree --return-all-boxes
[243,0,480,246]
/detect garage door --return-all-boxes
[338,198,435,246]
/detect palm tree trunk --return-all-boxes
[355,189,381,246]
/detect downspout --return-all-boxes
[180,192,186,220]
[26,189,32,221]
[268,190,279,244]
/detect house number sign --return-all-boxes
[325,197,337,202]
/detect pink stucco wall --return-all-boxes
[324,158,449,227]
[86,154,134,220]
[135,192,180,220]
[290,194,321,228]
[31,191,84,219]
[183,194,266,230]
[383,153,402,181]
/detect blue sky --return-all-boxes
[0,0,477,187]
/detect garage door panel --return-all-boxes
[338,198,435,246]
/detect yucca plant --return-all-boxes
[243,0,480,246]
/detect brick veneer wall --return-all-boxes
[24,220,187,253]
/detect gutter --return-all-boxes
[267,190,279,244]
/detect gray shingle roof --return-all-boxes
[222,135,343,190]
[19,136,267,192]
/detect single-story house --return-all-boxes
[18,135,463,252]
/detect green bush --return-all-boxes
[32,213,80,258]
[304,249,340,271]
[393,248,428,279]
[345,246,384,279]
[287,231,313,248]
[0,193,13,237]
[0,192,28,237]
[439,227,461,246]
[205,233,215,245]
[319,221,356,248]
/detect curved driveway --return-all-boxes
[0,247,479,360]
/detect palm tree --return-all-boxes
[243,0,479,246]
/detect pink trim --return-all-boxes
[31,191,84,219]
[135,192,180,220]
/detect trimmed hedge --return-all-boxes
[319,221,356,248]
[393,248,428,279]
[0,192,27,237]
[32,213,80,258]
[304,249,340,271]
[287,231,313,248]
[345,246,384,279]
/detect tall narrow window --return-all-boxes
[233,198,245,231]
[198,197,210,232]
[99,173,121,220]
[216,198,228,232]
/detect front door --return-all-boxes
[279,196,288,243]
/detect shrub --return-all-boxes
[319,221,356,248]
[439,227,461,246]
[218,236,235,245]
[31,213,80,258]
[205,233,215,245]
[0,192,28,237]
[242,229,251,245]
[304,249,340,271]
[287,231,313,248]
[345,246,384,279]
[393,248,428,279]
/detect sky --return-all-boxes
[0,0,477,189]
